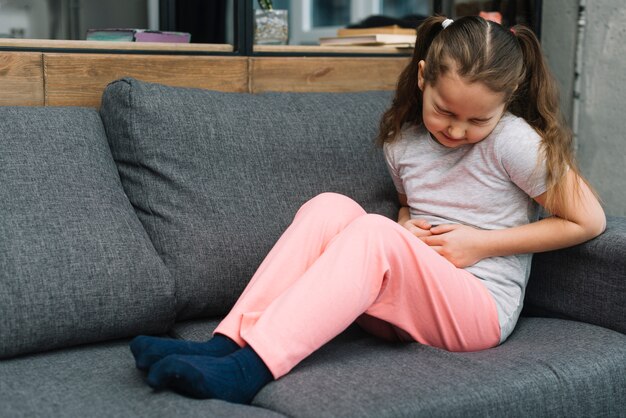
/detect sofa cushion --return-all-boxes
[525,216,626,334]
[0,107,175,359]
[171,317,626,417]
[0,339,284,418]
[100,78,397,320]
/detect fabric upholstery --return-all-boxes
[0,107,175,359]
[172,317,626,417]
[0,339,285,418]
[526,216,626,334]
[100,78,397,320]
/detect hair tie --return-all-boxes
[442,19,454,29]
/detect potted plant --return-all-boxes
[255,0,288,45]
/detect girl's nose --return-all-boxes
[447,125,465,139]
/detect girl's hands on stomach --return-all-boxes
[419,224,488,268]
[401,218,433,238]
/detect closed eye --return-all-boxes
[434,105,454,116]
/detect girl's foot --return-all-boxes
[146,346,273,404]
[129,334,240,371]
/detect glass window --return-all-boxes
[443,0,541,34]
[0,0,235,45]
[383,0,429,17]
[312,0,351,28]
[285,0,431,46]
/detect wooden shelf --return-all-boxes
[254,44,412,54]
[0,38,233,52]
[0,39,414,55]
[0,50,409,107]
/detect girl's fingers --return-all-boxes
[414,219,432,229]
[419,235,439,245]
[413,230,432,238]
[430,224,457,234]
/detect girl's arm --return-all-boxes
[397,193,410,224]
[422,171,606,267]
[481,171,605,256]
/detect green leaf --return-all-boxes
[258,0,273,10]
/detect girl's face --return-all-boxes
[418,60,507,148]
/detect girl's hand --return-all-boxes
[419,224,487,268]
[402,218,433,238]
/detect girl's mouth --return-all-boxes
[441,132,463,142]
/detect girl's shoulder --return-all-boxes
[492,113,543,156]
[383,123,429,153]
[487,113,544,162]
[383,124,432,166]
[492,113,542,144]
[390,123,431,144]
[491,113,548,196]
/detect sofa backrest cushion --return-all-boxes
[100,78,397,320]
[0,107,175,359]
[525,216,626,334]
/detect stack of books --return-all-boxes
[86,29,191,43]
[319,25,416,48]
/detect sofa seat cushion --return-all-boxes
[0,339,284,418]
[0,107,175,359]
[171,317,626,417]
[100,78,397,321]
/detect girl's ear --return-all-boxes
[417,60,426,91]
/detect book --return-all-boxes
[134,31,191,43]
[336,25,416,37]
[319,33,415,47]
[86,29,191,43]
[86,29,135,42]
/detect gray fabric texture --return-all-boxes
[171,317,626,417]
[525,216,626,334]
[0,107,175,359]
[169,318,221,340]
[259,317,626,417]
[0,339,285,418]
[100,78,397,320]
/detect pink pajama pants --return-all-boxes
[214,193,501,379]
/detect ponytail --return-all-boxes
[508,26,561,133]
[413,16,447,64]
[510,25,588,215]
[376,16,448,145]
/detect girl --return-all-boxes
[129,16,605,404]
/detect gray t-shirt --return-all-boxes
[383,113,547,342]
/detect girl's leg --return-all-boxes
[213,192,367,346]
[147,214,500,402]
[131,193,366,369]
[238,214,501,378]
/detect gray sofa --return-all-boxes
[1,78,624,417]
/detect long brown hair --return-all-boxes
[377,15,587,215]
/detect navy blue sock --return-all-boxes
[146,346,273,404]
[129,334,240,371]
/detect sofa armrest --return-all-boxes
[524,216,626,334]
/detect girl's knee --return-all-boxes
[343,214,412,245]
[297,192,365,220]
[349,213,397,231]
